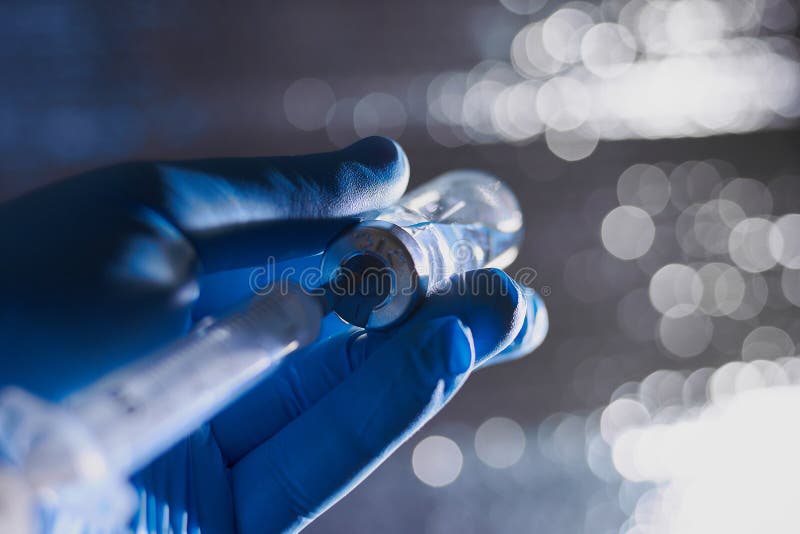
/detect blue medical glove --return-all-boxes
[0,137,544,533]
[0,136,408,399]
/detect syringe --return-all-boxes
[0,170,535,532]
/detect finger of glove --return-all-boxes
[230,316,474,534]
[480,286,548,367]
[399,268,528,364]
[211,268,526,465]
[103,136,409,272]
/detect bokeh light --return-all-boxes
[601,206,655,260]
[693,199,746,254]
[511,22,564,78]
[606,360,800,534]
[580,23,637,79]
[728,273,769,320]
[544,126,599,161]
[782,268,800,307]
[600,398,649,443]
[412,435,463,487]
[542,8,594,65]
[742,326,796,361]
[616,164,671,216]
[771,214,800,268]
[696,263,746,317]
[536,76,590,132]
[649,264,703,317]
[719,178,774,217]
[729,217,780,273]
[292,0,797,160]
[658,312,714,358]
[353,93,407,139]
[283,78,335,131]
[499,0,548,15]
[474,417,526,469]
[669,161,724,211]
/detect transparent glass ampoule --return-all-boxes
[322,170,524,328]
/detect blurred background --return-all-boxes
[2,0,799,532]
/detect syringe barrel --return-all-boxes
[65,287,324,476]
[0,287,324,511]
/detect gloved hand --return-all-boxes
[0,137,545,533]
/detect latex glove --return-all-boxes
[0,136,408,399]
[0,137,545,533]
